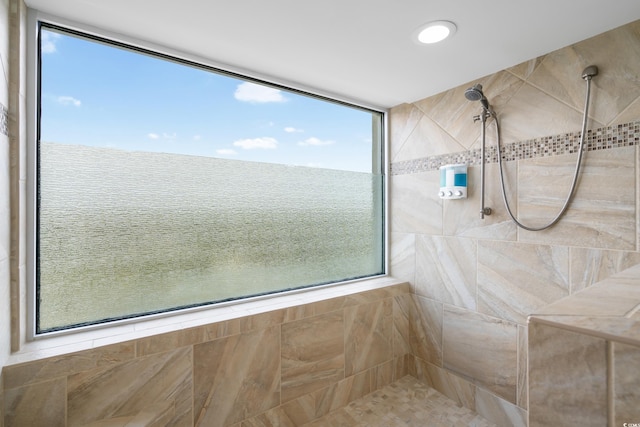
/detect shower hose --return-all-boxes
[489,74,595,231]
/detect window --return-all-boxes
[32,22,385,334]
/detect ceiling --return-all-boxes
[25,0,640,109]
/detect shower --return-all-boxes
[464,84,490,111]
[466,65,598,231]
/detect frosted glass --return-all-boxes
[35,25,384,333]
[37,142,384,331]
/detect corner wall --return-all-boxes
[389,19,640,427]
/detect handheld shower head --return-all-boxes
[464,84,484,101]
[465,84,490,110]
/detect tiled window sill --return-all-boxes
[9,275,406,365]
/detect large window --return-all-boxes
[32,23,385,334]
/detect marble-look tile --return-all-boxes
[613,341,640,424]
[443,162,518,241]
[136,327,203,356]
[281,311,344,403]
[475,388,527,427]
[388,232,415,284]
[395,353,413,380]
[2,342,136,389]
[517,325,528,411]
[531,315,640,346]
[533,277,640,318]
[370,359,395,390]
[344,299,393,376]
[415,235,477,310]
[240,410,297,427]
[314,370,371,418]
[202,318,242,340]
[388,103,423,162]
[528,322,607,426]
[411,295,443,367]
[389,171,442,234]
[67,347,192,427]
[569,247,640,293]
[4,378,66,427]
[392,293,413,357]
[614,99,640,125]
[416,71,525,151]
[518,147,636,249]
[194,326,280,426]
[125,401,175,427]
[83,400,176,427]
[413,358,476,410]
[507,56,545,80]
[477,240,569,324]
[500,81,601,145]
[344,285,408,307]
[530,20,640,127]
[240,309,288,333]
[242,393,317,427]
[443,306,518,403]
[394,114,466,162]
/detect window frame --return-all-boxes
[25,9,389,340]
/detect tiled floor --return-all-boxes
[302,376,497,427]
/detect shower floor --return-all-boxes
[302,375,497,427]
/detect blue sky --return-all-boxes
[39,28,378,173]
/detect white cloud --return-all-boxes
[216,148,238,156]
[298,137,335,146]
[57,96,81,107]
[233,137,278,150]
[163,132,177,139]
[193,135,202,141]
[234,82,286,103]
[147,133,160,139]
[284,126,303,133]
[41,32,61,54]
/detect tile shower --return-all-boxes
[2,3,640,426]
[389,17,640,426]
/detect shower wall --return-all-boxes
[389,19,640,426]
[2,281,411,426]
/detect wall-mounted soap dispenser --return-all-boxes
[439,164,467,199]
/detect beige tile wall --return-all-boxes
[528,264,640,426]
[389,19,640,427]
[2,283,410,426]
[528,323,608,426]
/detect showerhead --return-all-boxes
[464,83,490,110]
[464,84,484,101]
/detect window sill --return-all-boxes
[9,275,406,365]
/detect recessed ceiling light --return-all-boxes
[415,20,457,44]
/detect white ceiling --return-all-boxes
[25,0,640,109]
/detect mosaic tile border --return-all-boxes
[0,102,7,137]
[390,121,640,175]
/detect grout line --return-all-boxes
[623,302,640,319]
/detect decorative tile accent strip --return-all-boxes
[0,103,7,137]
[390,121,640,175]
